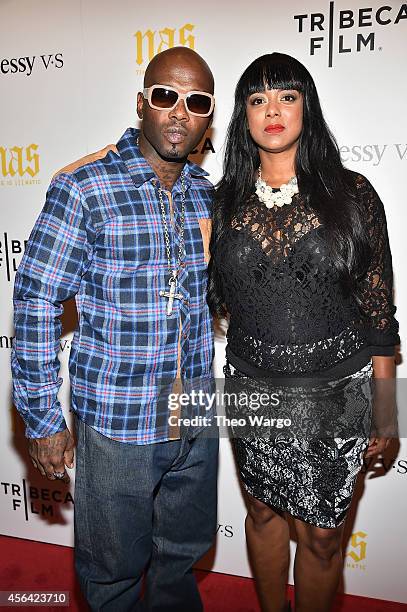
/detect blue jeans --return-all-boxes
[74,416,219,611]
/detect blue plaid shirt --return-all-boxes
[11,128,214,443]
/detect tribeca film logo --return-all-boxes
[0,53,63,77]
[0,232,28,282]
[345,531,367,570]
[1,480,73,520]
[0,144,40,187]
[294,3,407,67]
[134,23,195,73]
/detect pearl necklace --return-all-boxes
[255,166,299,209]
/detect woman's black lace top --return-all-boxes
[214,173,399,377]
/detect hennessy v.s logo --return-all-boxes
[0,53,63,76]
[134,24,195,66]
[40,53,64,69]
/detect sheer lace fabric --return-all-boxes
[215,173,399,375]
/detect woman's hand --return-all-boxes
[365,436,390,458]
[368,355,397,458]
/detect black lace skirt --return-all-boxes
[223,360,372,528]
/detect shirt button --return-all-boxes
[182,332,188,339]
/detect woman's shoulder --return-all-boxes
[344,169,384,212]
[343,169,374,192]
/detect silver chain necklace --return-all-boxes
[158,173,187,316]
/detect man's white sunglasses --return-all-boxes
[143,84,214,117]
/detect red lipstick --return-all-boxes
[264,124,285,133]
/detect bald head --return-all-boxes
[137,46,214,164]
[144,47,214,93]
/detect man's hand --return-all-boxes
[365,436,390,458]
[28,428,75,483]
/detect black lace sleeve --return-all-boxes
[356,174,400,354]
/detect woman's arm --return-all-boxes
[365,355,397,457]
[354,175,399,457]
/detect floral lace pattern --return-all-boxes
[224,360,373,527]
[214,173,398,527]
[215,173,399,374]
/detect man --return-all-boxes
[11,47,218,612]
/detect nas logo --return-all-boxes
[345,531,367,569]
[134,23,195,68]
[0,144,40,179]
[294,2,407,67]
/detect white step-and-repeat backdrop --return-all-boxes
[1,0,406,604]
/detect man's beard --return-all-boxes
[165,143,181,158]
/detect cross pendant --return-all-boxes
[159,273,182,316]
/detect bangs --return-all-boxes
[238,54,307,99]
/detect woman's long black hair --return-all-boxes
[208,53,370,316]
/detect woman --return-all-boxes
[208,53,399,612]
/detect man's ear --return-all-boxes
[136,92,144,119]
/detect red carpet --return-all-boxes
[0,536,405,611]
